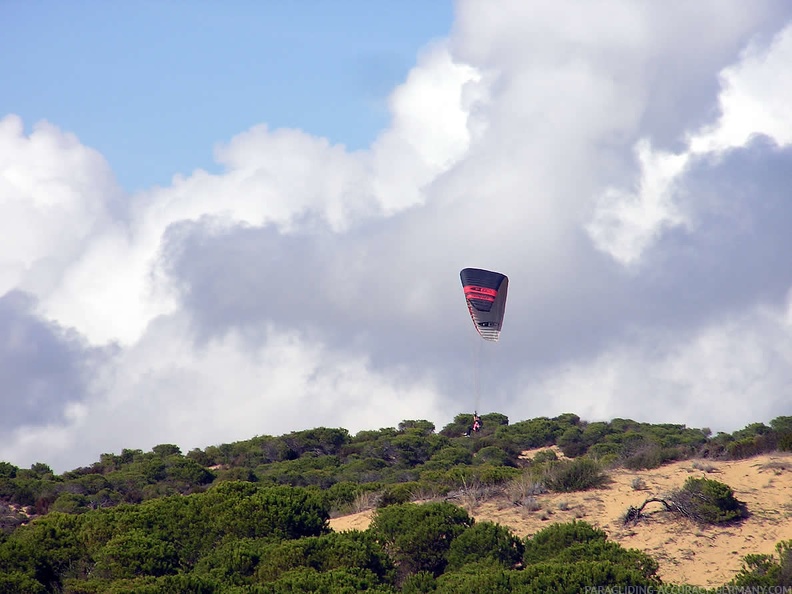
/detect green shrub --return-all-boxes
[731,539,792,587]
[558,427,588,457]
[531,449,558,464]
[473,446,514,467]
[670,477,747,524]
[621,444,682,470]
[400,570,437,593]
[93,530,178,579]
[369,502,473,579]
[49,493,90,515]
[726,436,775,459]
[424,446,473,469]
[544,540,659,579]
[587,442,621,459]
[494,418,561,448]
[378,483,417,508]
[0,462,18,479]
[0,571,46,594]
[446,521,524,570]
[542,458,608,493]
[253,531,395,585]
[434,559,657,593]
[523,521,607,564]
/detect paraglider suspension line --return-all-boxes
[472,338,482,412]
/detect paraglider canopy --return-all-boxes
[460,268,509,342]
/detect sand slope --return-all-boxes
[329,451,792,588]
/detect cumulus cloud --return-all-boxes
[521,295,792,432]
[0,115,120,298]
[0,290,114,452]
[3,314,446,472]
[3,1,792,471]
[588,20,792,266]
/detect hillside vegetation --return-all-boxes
[2,412,792,592]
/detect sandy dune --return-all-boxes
[329,450,792,588]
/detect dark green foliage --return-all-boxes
[473,445,514,467]
[214,466,257,483]
[494,417,561,448]
[378,482,418,508]
[151,444,182,457]
[0,482,331,591]
[434,559,657,594]
[481,412,509,428]
[670,477,748,524]
[323,480,382,511]
[713,422,778,459]
[400,571,437,593]
[541,458,609,492]
[621,443,684,470]
[423,446,473,469]
[4,512,88,589]
[253,531,395,585]
[770,416,792,434]
[731,540,792,587]
[93,529,178,579]
[50,492,91,514]
[511,521,661,591]
[398,420,436,434]
[442,463,521,487]
[446,521,524,570]
[733,422,772,440]
[433,561,513,594]
[28,463,54,479]
[369,502,473,579]
[282,427,352,458]
[254,454,341,488]
[771,416,792,451]
[586,441,621,459]
[557,426,587,457]
[531,449,557,464]
[4,411,792,592]
[210,482,330,541]
[438,414,476,437]
[523,521,607,564]
[391,432,447,467]
[0,410,770,533]
[62,574,221,593]
[191,537,272,585]
[726,434,777,459]
[539,540,659,579]
[0,462,18,479]
[554,413,581,426]
[580,421,609,445]
[253,566,395,593]
[0,571,46,594]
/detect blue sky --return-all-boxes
[4,1,792,472]
[2,1,453,191]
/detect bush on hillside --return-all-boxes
[542,458,609,493]
[669,477,747,525]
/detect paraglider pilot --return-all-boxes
[465,412,483,436]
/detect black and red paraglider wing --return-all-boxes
[460,268,508,341]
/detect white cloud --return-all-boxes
[0,316,447,471]
[0,115,118,297]
[521,298,792,432]
[690,23,792,153]
[3,2,792,472]
[589,21,792,266]
[370,43,480,213]
[586,140,691,266]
